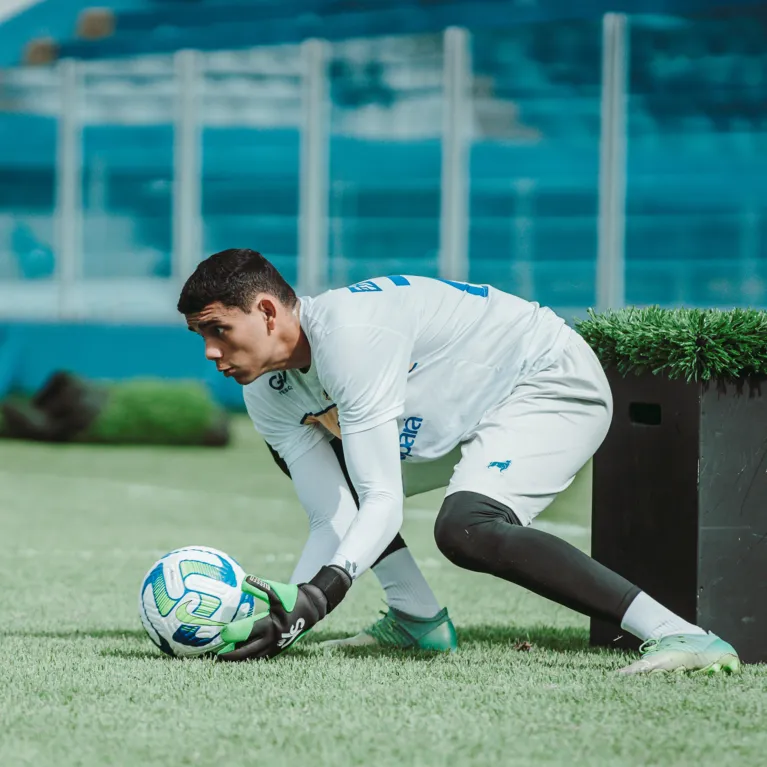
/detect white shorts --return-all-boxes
[445,331,613,525]
[401,332,613,524]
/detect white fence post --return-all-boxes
[439,26,472,282]
[596,13,629,311]
[55,58,83,319]
[172,49,203,291]
[298,38,330,295]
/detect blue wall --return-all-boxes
[0,322,245,409]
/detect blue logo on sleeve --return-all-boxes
[488,460,511,473]
[348,280,382,293]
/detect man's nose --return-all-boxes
[205,342,223,361]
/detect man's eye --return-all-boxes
[213,327,226,337]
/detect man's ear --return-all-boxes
[258,296,278,330]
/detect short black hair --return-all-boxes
[177,248,297,315]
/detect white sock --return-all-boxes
[372,547,442,619]
[620,591,707,642]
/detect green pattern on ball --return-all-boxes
[151,575,176,618]
[180,560,228,583]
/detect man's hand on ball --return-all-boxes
[216,565,352,662]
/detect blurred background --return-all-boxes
[0,0,765,409]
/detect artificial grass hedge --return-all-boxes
[575,306,767,382]
[78,379,229,446]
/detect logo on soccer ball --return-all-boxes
[487,460,511,473]
[175,598,228,628]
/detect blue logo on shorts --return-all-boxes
[488,460,511,473]
[399,416,423,461]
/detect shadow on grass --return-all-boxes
[456,624,635,656]
[0,627,178,660]
[3,624,632,663]
[0,628,148,641]
[457,624,595,652]
[99,647,169,661]
[307,623,631,661]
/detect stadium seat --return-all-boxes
[2,1,767,307]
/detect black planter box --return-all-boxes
[590,368,767,664]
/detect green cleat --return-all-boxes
[320,606,458,653]
[618,632,741,675]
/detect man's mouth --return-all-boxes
[218,367,236,378]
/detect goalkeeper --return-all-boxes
[245,377,459,653]
[179,248,741,675]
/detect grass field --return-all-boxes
[1,415,765,767]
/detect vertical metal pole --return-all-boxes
[739,203,759,303]
[55,58,83,319]
[596,13,629,311]
[298,38,329,296]
[513,177,535,298]
[440,27,472,282]
[329,179,346,285]
[172,49,202,290]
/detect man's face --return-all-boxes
[186,299,279,385]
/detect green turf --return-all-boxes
[0,417,763,767]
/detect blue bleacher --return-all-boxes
[2,1,767,307]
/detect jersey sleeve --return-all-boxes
[287,438,360,584]
[313,324,412,435]
[329,417,404,577]
[243,380,326,468]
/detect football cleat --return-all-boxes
[617,632,741,675]
[320,606,458,653]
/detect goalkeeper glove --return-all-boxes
[216,565,352,662]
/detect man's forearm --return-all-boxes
[285,439,360,583]
[329,419,404,578]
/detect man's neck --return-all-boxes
[289,298,312,372]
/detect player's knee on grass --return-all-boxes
[434,491,521,571]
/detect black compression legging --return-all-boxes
[434,491,639,625]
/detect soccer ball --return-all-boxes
[139,546,258,658]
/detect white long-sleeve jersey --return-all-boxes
[245,275,571,580]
